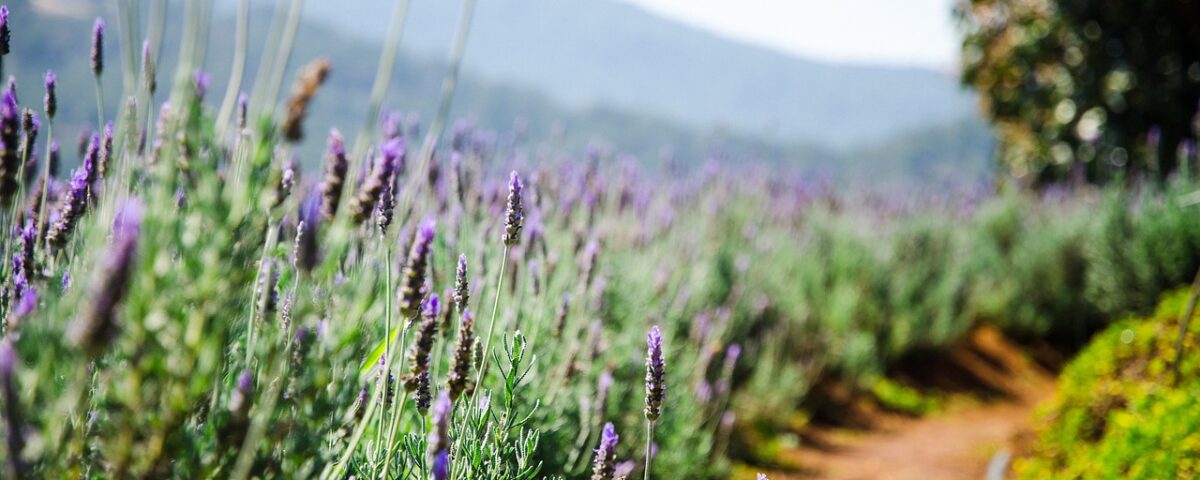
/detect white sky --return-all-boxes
[622,0,961,70]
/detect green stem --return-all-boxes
[380,323,414,479]
[94,76,105,130]
[215,0,250,141]
[644,420,656,480]
[470,245,509,402]
[349,0,412,167]
[375,242,395,470]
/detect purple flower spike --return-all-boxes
[591,422,619,480]
[501,171,524,246]
[447,309,475,401]
[236,93,248,130]
[428,390,452,476]
[141,40,156,94]
[43,71,57,119]
[91,18,104,77]
[423,293,441,319]
[645,325,665,421]
[0,6,10,56]
[193,70,211,101]
[453,253,469,312]
[68,199,143,356]
[432,450,450,480]
[398,218,436,318]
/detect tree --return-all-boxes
[958,0,1200,185]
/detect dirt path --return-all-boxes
[759,328,1056,480]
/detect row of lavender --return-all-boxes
[0,5,785,478]
[1,3,1199,479]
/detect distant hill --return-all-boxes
[264,0,979,148]
[13,1,992,185]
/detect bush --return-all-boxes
[1015,290,1200,479]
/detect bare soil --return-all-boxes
[756,327,1056,480]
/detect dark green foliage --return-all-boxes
[959,0,1200,184]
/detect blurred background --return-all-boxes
[18,0,995,186]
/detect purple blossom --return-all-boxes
[398,218,436,318]
[68,199,143,355]
[0,6,10,56]
[432,450,450,480]
[43,71,57,119]
[193,70,211,100]
[644,325,665,421]
[91,18,104,76]
[428,390,452,476]
[501,171,524,246]
[591,422,618,480]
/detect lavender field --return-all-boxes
[0,1,1199,479]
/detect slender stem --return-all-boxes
[389,0,477,244]
[470,245,509,402]
[263,0,305,117]
[380,323,414,479]
[36,121,53,260]
[94,77,105,130]
[322,386,381,480]
[375,242,395,468]
[644,420,656,480]
[215,0,250,141]
[349,0,412,166]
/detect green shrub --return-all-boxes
[1015,290,1200,479]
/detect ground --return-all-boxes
[748,327,1056,480]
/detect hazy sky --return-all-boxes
[623,0,961,70]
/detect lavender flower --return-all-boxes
[141,40,156,95]
[43,71,56,119]
[91,18,104,77]
[432,450,450,480]
[193,70,211,101]
[0,90,19,203]
[68,199,143,355]
[405,294,439,398]
[398,219,435,318]
[552,293,570,339]
[294,194,321,274]
[236,93,247,130]
[644,325,665,421]
[411,370,431,413]
[502,171,524,246]
[98,122,113,179]
[281,58,330,142]
[21,108,37,155]
[756,474,769,480]
[229,370,254,419]
[319,129,348,220]
[0,340,24,479]
[0,7,10,56]
[447,309,475,401]
[46,139,97,249]
[591,422,619,480]
[428,390,451,477]
[349,139,402,224]
[453,253,469,312]
[375,180,395,234]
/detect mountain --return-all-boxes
[14,0,992,184]
[267,0,978,147]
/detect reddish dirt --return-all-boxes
[759,327,1056,480]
